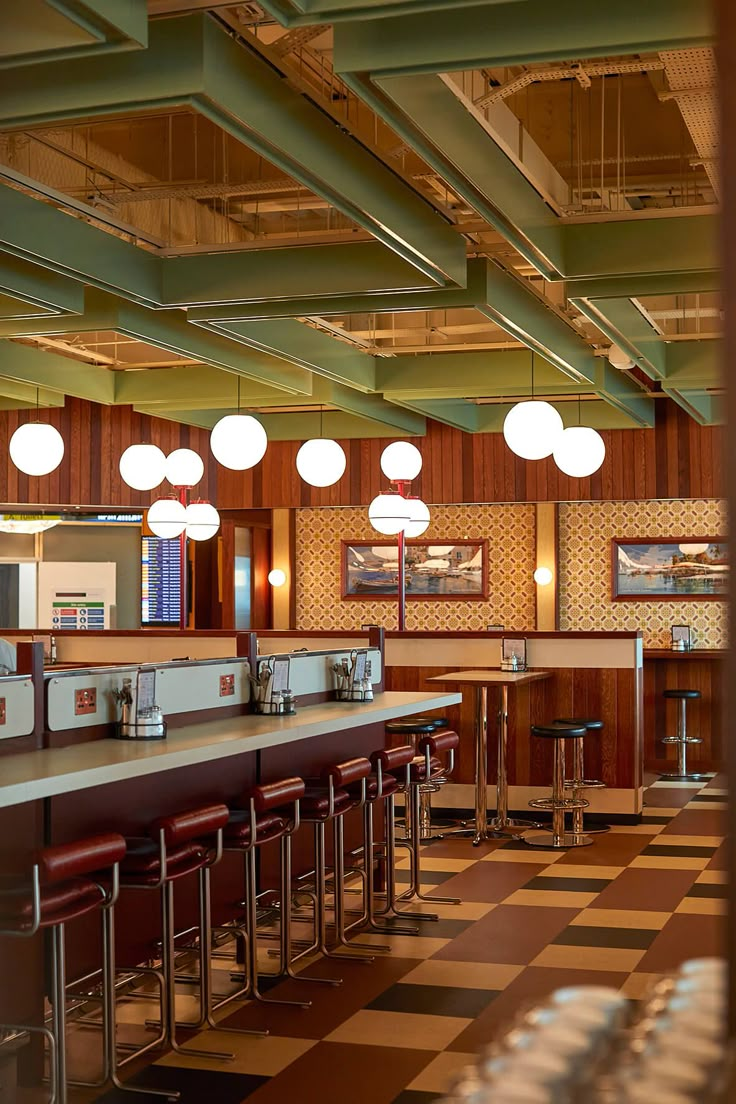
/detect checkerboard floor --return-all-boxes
[87,775,728,1104]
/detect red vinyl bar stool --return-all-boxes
[348,744,419,937]
[297,757,374,971]
[397,729,461,918]
[211,776,312,1018]
[118,804,232,1065]
[0,833,127,1104]
[385,716,451,840]
[554,717,610,835]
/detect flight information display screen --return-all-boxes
[141,535,181,625]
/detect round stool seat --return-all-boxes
[531,722,587,739]
[385,716,448,734]
[664,689,701,700]
[554,717,604,731]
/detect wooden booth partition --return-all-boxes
[644,650,726,774]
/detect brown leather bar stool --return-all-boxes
[297,757,375,970]
[119,803,232,1065]
[0,833,129,1104]
[554,717,610,835]
[385,716,451,840]
[397,729,462,918]
[212,776,313,1017]
[661,689,706,781]
[525,723,593,849]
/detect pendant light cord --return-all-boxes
[319,404,324,439]
[531,352,535,398]
[578,393,582,426]
[237,376,241,414]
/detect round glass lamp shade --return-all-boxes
[503,401,564,460]
[534,566,553,586]
[553,426,606,477]
[119,443,167,491]
[147,497,187,539]
[210,414,267,471]
[295,438,346,487]
[185,500,220,542]
[268,568,287,587]
[608,344,635,371]
[165,448,204,488]
[9,422,64,476]
[368,493,411,535]
[403,497,430,538]
[380,440,423,481]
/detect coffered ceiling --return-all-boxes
[0,0,720,437]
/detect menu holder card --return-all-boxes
[671,625,692,650]
[501,637,527,671]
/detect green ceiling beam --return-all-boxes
[565,271,721,301]
[113,365,288,408]
[0,0,147,69]
[365,72,563,277]
[664,340,722,389]
[135,405,423,440]
[0,183,162,306]
[561,215,717,283]
[571,296,667,381]
[662,389,723,426]
[174,242,439,310]
[0,378,64,407]
[0,287,118,337]
[311,375,426,433]
[0,339,115,403]
[377,348,575,399]
[260,0,515,24]
[475,399,644,433]
[333,0,713,77]
[0,254,84,319]
[388,397,480,432]
[0,14,465,288]
[593,360,655,427]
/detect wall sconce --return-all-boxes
[534,566,553,586]
[268,568,287,587]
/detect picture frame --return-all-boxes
[611,537,728,601]
[341,539,488,601]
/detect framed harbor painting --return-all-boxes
[342,540,488,600]
[611,537,728,600]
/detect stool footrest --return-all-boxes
[662,736,702,745]
[529,796,589,812]
[564,778,606,790]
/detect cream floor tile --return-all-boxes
[356,933,450,958]
[675,897,727,916]
[537,865,624,880]
[394,900,495,921]
[620,973,664,1000]
[685,800,728,810]
[326,1009,471,1051]
[642,808,682,817]
[400,960,524,991]
[403,856,477,872]
[608,824,666,835]
[701,788,727,795]
[653,834,724,848]
[157,1033,316,1075]
[502,889,599,909]
[696,870,728,884]
[629,856,710,871]
[407,1051,478,1093]
[532,945,646,973]
[650,781,705,789]
[482,848,564,864]
[571,908,668,930]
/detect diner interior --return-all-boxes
[0,1,733,1102]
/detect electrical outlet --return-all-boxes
[0,698,5,725]
[219,674,235,697]
[75,687,97,715]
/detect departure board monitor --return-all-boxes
[141,535,181,625]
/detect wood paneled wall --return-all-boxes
[644,654,726,773]
[0,397,722,509]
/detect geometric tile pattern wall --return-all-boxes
[296,504,537,631]
[559,499,728,648]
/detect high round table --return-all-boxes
[428,669,551,844]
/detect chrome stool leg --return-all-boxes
[396,783,461,908]
[279,834,341,988]
[568,736,609,837]
[661,696,707,782]
[364,797,418,935]
[243,847,312,1008]
[525,737,593,849]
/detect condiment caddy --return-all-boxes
[332,650,374,702]
[251,656,297,715]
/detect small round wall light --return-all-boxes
[534,566,553,586]
[268,568,287,587]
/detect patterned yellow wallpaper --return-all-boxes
[559,499,728,647]
[296,504,537,631]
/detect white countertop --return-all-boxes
[0,691,461,809]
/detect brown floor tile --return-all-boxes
[439,861,546,903]
[554,833,650,866]
[661,809,728,837]
[707,842,730,870]
[589,868,698,912]
[433,904,578,965]
[421,839,505,860]
[244,1040,432,1104]
[220,955,418,1039]
[643,788,694,808]
[448,965,628,1053]
[637,913,726,974]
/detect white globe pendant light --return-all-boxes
[368,493,412,536]
[147,496,187,539]
[503,400,564,460]
[184,500,220,541]
[9,422,65,477]
[165,448,204,488]
[210,413,267,471]
[403,497,430,538]
[380,440,423,482]
[119,444,167,491]
[553,425,606,477]
[296,438,346,487]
